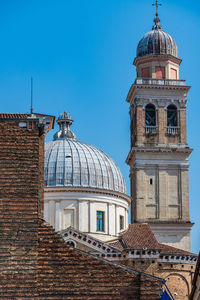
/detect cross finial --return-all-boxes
[152,0,162,17]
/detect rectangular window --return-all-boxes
[120,215,124,230]
[141,67,150,78]
[96,211,104,232]
[155,66,165,79]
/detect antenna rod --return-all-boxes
[31,77,33,114]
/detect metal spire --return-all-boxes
[152,0,162,17]
[152,0,162,30]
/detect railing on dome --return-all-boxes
[135,78,186,86]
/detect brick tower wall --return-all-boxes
[0,118,44,297]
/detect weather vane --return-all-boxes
[152,0,162,17]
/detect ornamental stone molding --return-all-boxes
[134,97,187,109]
[61,227,121,255]
[61,227,197,265]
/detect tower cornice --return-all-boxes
[133,54,182,67]
[126,82,191,103]
[126,147,193,165]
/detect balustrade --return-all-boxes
[145,126,157,135]
[167,126,179,135]
[135,78,186,86]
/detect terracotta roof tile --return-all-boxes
[0,113,28,119]
[37,220,162,299]
[158,243,196,256]
[109,223,159,250]
[109,224,196,256]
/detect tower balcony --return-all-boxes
[166,126,180,135]
[135,78,186,86]
[145,126,157,135]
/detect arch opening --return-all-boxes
[167,104,177,127]
[145,104,156,126]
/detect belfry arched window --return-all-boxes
[145,104,156,126]
[167,105,177,127]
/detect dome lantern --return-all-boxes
[53,111,76,141]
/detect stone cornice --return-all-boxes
[44,186,131,204]
[61,227,121,255]
[126,147,193,165]
[133,54,182,67]
[134,97,187,109]
[149,221,194,229]
[126,84,190,103]
[61,227,197,265]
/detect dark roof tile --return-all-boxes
[109,223,159,250]
[109,223,196,256]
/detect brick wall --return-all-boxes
[0,119,42,297]
[133,106,187,146]
[114,258,194,300]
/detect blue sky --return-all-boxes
[0,0,199,253]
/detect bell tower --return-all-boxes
[126,14,193,251]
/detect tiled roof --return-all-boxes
[109,223,195,256]
[109,224,159,250]
[158,243,196,255]
[0,113,28,119]
[37,220,162,299]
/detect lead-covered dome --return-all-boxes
[45,112,126,194]
[136,16,178,58]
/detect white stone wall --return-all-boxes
[132,151,190,223]
[129,151,192,251]
[44,187,130,242]
[150,223,192,252]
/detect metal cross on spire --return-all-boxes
[152,0,162,17]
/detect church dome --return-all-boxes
[45,112,126,194]
[136,16,178,58]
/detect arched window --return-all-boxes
[167,105,177,127]
[145,104,156,126]
[66,240,76,249]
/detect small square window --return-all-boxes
[120,215,124,230]
[96,211,104,232]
